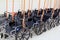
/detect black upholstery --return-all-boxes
[53,9,59,19]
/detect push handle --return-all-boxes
[12,0,14,21]
[22,0,26,28]
[6,0,8,18]
[28,0,31,18]
[41,0,46,21]
[38,0,41,15]
[52,0,56,17]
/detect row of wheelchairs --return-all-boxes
[1,8,60,40]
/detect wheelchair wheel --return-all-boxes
[18,28,30,40]
[19,37,29,40]
[33,24,43,35]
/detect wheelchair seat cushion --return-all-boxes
[43,13,51,22]
[53,10,59,19]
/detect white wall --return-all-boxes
[0,0,60,14]
[0,0,6,14]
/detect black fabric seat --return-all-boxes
[33,16,37,23]
[42,8,53,22]
[5,21,15,34]
[9,21,15,28]
[42,11,52,22]
[6,20,22,34]
[14,15,22,25]
[17,11,23,19]
[32,9,38,17]
[53,9,59,19]
[43,14,50,22]
[32,9,43,23]
[39,9,43,15]
[26,17,34,29]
